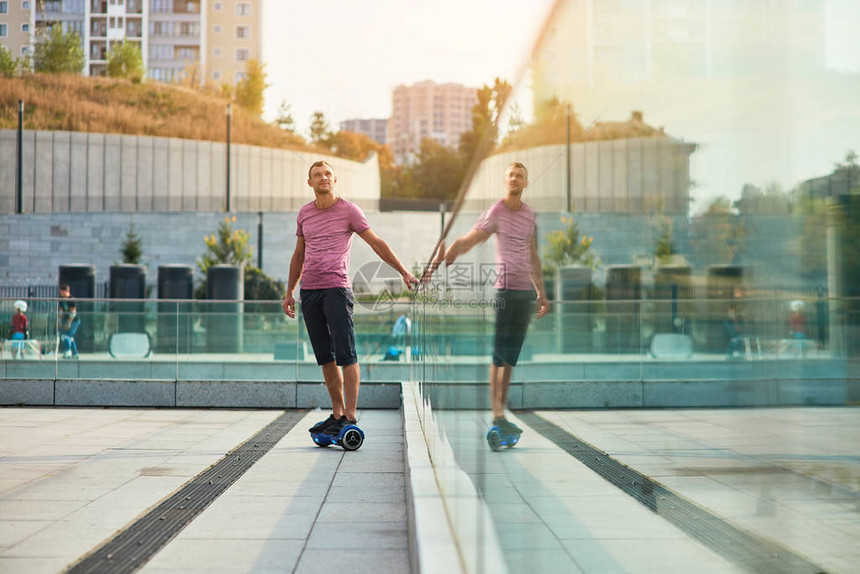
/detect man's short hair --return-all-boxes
[507,162,528,178]
[59,284,70,292]
[308,160,335,179]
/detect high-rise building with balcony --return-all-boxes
[6,0,260,84]
[388,80,477,164]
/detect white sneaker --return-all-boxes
[63,350,72,358]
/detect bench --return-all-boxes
[649,333,694,359]
[109,332,152,359]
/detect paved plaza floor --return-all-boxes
[0,405,857,573]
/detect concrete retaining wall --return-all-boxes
[0,129,380,214]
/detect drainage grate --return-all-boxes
[517,412,828,574]
[65,410,306,574]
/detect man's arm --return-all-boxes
[529,238,550,318]
[359,229,418,289]
[443,229,490,265]
[282,237,305,318]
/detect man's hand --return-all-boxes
[283,294,296,318]
[536,293,550,318]
[421,240,445,284]
[402,272,419,291]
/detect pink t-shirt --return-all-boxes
[474,200,536,290]
[296,198,370,289]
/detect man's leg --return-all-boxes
[320,361,345,418]
[489,363,513,420]
[342,362,360,422]
[324,288,359,423]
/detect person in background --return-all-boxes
[58,284,80,359]
[10,300,29,359]
[789,300,808,340]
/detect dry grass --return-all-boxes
[0,74,318,152]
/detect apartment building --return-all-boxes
[339,118,388,146]
[388,80,477,164]
[4,0,260,83]
[0,0,35,59]
[205,0,260,84]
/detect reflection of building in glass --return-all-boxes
[466,112,697,215]
[798,165,860,201]
[388,80,477,164]
[536,0,831,91]
[339,118,388,146]
[533,0,860,204]
[5,0,261,83]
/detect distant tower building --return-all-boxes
[11,0,261,85]
[339,118,388,146]
[388,80,477,164]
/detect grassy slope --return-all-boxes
[0,73,316,152]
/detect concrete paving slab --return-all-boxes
[138,409,409,574]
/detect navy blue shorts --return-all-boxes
[493,289,535,367]
[300,287,358,366]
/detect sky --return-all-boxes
[262,0,557,134]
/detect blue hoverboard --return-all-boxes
[486,425,521,451]
[310,422,365,451]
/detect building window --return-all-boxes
[213,70,221,80]
[214,1,221,9]
[235,48,249,61]
[21,45,29,55]
[236,25,249,38]
[213,24,221,33]
[22,22,29,32]
[0,24,6,36]
[236,2,250,16]
[22,0,30,9]
[213,47,220,57]
[234,71,245,82]
[0,1,7,13]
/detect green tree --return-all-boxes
[119,223,144,264]
[542,217,600,272]
[733,182,790,215]
[33,25,85,74]
[234,58,268,115]
[244,266,286,301]
[691,196,745,265]
[834,149,859,193]
[654,220,675,260]
[500,97,583,151]
[308,110,332,148]
[459,77,512,161]
[329,130,377,161]
[195,216,288,302]
[106,41,144,83]
[274,100,296,133]
[0,44,21,78]
[411,138,466,200]
[504,101,525,140]
[196,215,253,276]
